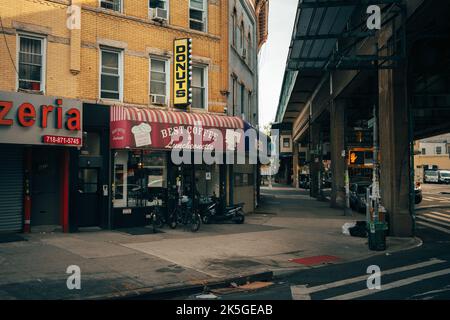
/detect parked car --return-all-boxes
[438,170,450,184]
[424,170,439,183]
[349,181,372,213]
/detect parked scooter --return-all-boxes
[200,196,245,224]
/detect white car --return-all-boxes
[424,170,439,183]
[439,170,450,184]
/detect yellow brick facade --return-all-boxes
[0,0,229,113]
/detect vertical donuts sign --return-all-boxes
[173,38,193,108]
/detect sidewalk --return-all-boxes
[0,185,420,299]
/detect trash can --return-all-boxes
[368,221,388,251]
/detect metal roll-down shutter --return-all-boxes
[0,145,24,232]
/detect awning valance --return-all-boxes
[110,105,248,150]
[111,105,244,129]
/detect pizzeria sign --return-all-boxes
[0,91,82,146]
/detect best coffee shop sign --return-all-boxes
[0,91,82,146]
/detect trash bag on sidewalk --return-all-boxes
[342,222,356,235]
[349,221,367,238]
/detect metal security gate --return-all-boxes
[0,145,24,232]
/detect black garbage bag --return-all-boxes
[349,221,368,238]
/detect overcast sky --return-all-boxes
[258,0,298,128]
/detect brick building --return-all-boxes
[0,0,268,233]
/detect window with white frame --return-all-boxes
[190,0,207,32]
[100,0,122,11]
[100,48,122,100]
[149,0,168,21]
[191,65,207,109]
[18,35,45,92]
[150,57,169,105]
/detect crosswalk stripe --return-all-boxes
[424,213,450,223]
[417,221,450,234]
[290,259,445,299]
[418,215,450,228]
[327,267,450,300]
[430,211,450,218]
[423,196,445,201]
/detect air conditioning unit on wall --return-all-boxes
[151,8,168,22]
[151,95,166,105]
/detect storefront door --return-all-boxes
[31,148,60,226]
[77,168,100,227]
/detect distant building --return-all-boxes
[414,134,450,182]
[227,0,269,211]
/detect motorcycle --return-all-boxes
[200,196,245,225]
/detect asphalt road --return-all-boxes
[183,185,450,301]
[418,183,450,208]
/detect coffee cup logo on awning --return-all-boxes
[173,38,192,108]
[132,123,152,147]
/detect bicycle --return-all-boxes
[149,196,177,233]
[170,196,201,232]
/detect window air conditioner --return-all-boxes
[152,8,168,22]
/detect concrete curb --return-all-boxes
[84,271,273,300]
[416,205,450,211]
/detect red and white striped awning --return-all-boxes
[111,105,244,129]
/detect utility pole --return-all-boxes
[372,103,380,223]
[368,42,387,250]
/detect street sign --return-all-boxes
[368,117,375,128]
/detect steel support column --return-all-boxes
[330,99,346,208]
[310,123,321,198]
[378,57,413,237]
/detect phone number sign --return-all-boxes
[43,135,82,146]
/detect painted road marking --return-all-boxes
[327,267,450,300]
[417,215,450,228]
[424,213,450,223]
[417,221,450,234]
[290,259,445,300]
[430,211,450,218]
[423,196,446,201]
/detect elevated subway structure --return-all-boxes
[274,0,450,237]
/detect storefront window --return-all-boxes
[194,164,220,198]
[113,150,167,208]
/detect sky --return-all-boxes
[258,0,298,128]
